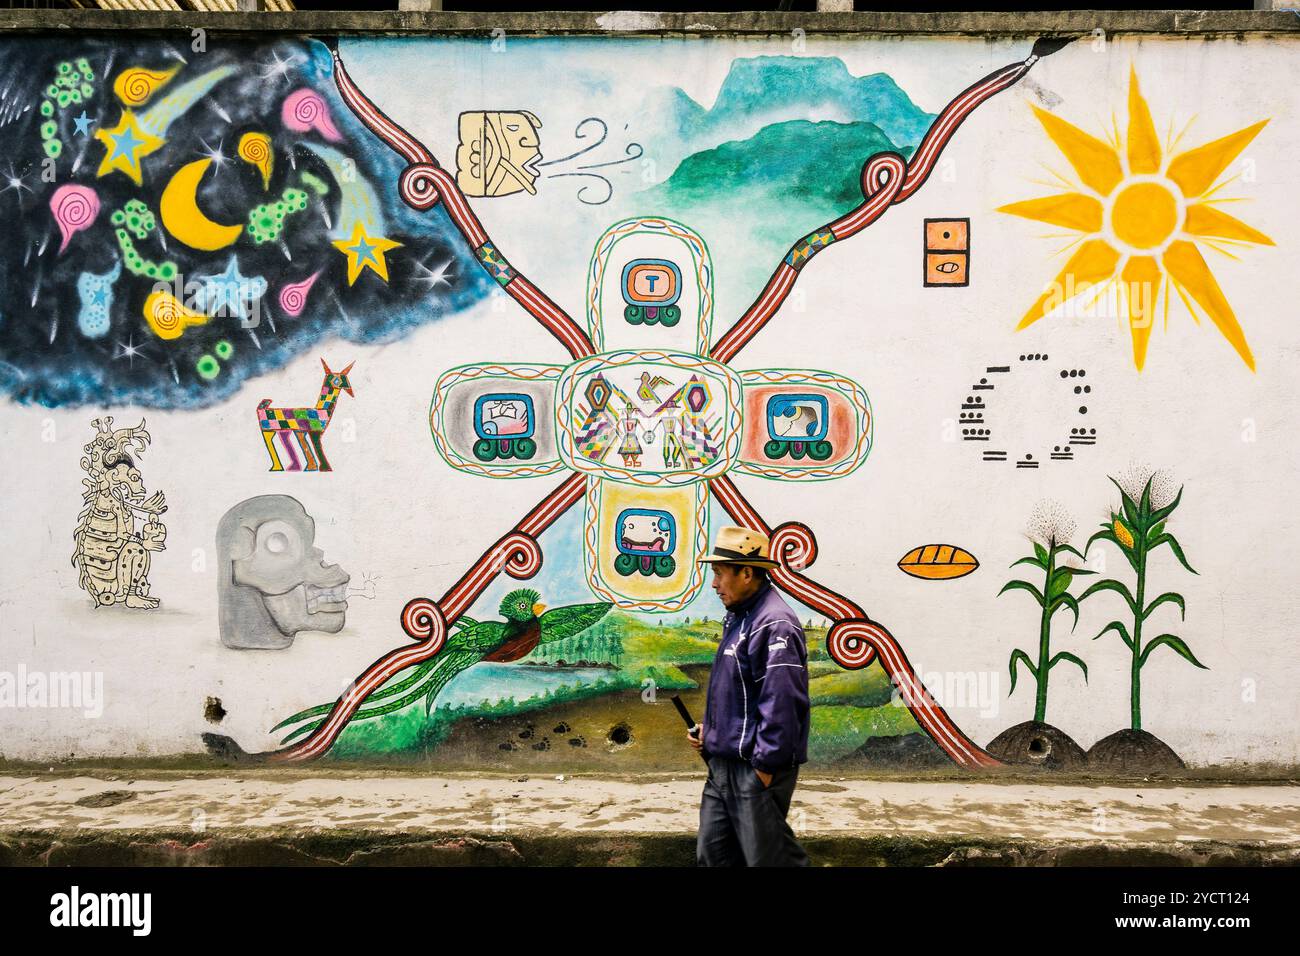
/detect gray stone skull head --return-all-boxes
[216,495,350,650]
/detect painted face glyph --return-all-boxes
[216,495,350,650]
[455,110,543,198]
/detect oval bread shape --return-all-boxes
[897,544,979,580]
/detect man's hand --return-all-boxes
[687,723,703,752]
[755,768,773,789]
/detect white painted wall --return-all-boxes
[1,32,1296,767]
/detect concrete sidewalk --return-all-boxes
[1,772,1296,866]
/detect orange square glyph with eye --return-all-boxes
[925,218,970,287]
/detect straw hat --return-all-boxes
[697,525,780,570]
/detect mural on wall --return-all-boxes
[999,65,1273,372]
[72,416,168,609]
[199,36,1078,767]
[4,29,1274,773]
[256,357,355,472]
[0,37,495,409]
[216,494,350,650]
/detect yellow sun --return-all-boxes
[999,66,1273,371]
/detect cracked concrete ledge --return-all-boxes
[2,831,1296,867]
[0,10,1298,38]
[1,774,1295,866]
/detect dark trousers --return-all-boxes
[696,754,810,866]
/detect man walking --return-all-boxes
[688,525,811,867]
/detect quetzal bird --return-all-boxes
[274,588,612,744]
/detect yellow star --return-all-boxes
[94,110,164,186]
[331,221,403,285]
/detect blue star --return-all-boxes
[350,235,379,268]
[196,256,267,327]
[90,287,107,307]
[73,111,94,137]
[108,124,145,161]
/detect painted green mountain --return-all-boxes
[710,56,933,147]
[640,119,911,287]
[647,118,904,209]
[646,55,934,159]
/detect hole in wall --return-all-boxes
[204,696,227,724]
[1028,735,1051,761]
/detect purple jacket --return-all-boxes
[700,581,810,773]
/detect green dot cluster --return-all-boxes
[40,59,96,160]
[247,188,309,244]
[111,199,155,239]
[111,201,175,280]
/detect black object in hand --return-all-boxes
[672,695,707,765]
[670,694,696,733]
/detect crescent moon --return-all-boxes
[159,158,243,251]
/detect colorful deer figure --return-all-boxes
[257,359,355,472]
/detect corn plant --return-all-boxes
[999,504,1093,723]
[1082,472,1207,731]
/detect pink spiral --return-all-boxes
[51,184,100,254]
[282,88,342,142]
[277,271,321,317]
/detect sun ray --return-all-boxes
[1199,240,1242,261]
[1184,203,1273,245]
[1169,273,1201,327]
[1038,161,1079,190]
[1163,240,1255,370]
[1167,120,1269,199]
[1121,255,1162,370]
[997,193,1103,233]
[1016,238,1121,331]
[1052,234,1088,258]
[1031,104,1124,196]
[1167,114,1197,156]
[1126,65,1162,174]
[1080,274,1117,315]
